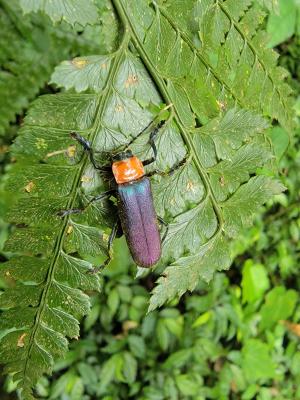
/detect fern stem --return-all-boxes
[112,0,223,228]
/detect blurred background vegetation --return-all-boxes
[0,0,300,399]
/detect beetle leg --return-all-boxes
[125,120,167,166]
[57,189,116,217]
[126,103,172,151]
[126,117,164,146]
[157,216,169,243]
[142,120,167,166]
[146,156,188,178]
[87,219,121,274]
[70,131,110,172]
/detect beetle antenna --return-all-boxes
[124,104,173,150]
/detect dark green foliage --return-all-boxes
[19,0,99,26]
[6,236,299,400]
[0,0,118,137]
[19,112,299,399]
[0,1,296,398]
[267,0,300,47]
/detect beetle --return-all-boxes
[58,116,186,272]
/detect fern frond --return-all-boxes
[19,0,99,26]
[132,0,293,130]
[0,0,290,396]
[0,0,116,137]
[111,0,290,308]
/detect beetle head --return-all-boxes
[112,149,133,162]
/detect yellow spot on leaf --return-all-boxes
[35,138,47,150]
[100,63,107,69]
[216,100,226,111]
[24,181,35,193]
[81,175,92,183]
[17,333,27,348]
[67,225,73,235]
[72,58,88,68]
[103,233,109,242]
[219,176,225,186]
[115,104,124,112]
[186,181,196,193]
[125,74,138,88]
[67,145,76,158]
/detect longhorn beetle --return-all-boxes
[58,112,186,272]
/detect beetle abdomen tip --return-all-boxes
[133,247,161,268]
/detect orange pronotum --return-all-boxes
[112,156,145,184]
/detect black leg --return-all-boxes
[142,120,166,166]
[87,219,121,274]
[125,119,167,167]
[157,216,169,243]
[126,118,163,147]
[57,189,116,217]
[126,104,172,149]
[70,132,110,172]
[146,156,188,178]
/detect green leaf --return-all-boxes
[50,55,113,92]
[122,352,137,384]
[107,288,120,316]
[19,0,99,26]
[242,339,276,382]
[149,234,231,311]
[156,319,170,351]
[128,335,146,359]
[258,0,280,14]
[99,354,121,390]
[192,311,212,328]
[259,287,298,330]
[241,260,270,303]
[267,0,298,47]
[0,0,292,395]
[175,374,199,396]
[163,349,192,370]
[150,110,285,308]
[77,362,98,386]
[208,143,273,202]
[268,126,290,161]
[222,176,286,238]
[195,109,270,161]
[0,0,105,137]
